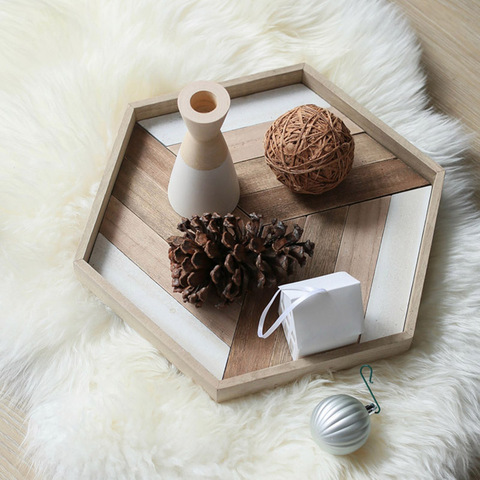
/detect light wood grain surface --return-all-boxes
[391,0,480,158]
[335,197,390,309]
[0,397,35,480]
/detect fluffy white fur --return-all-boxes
[1,1,479,479]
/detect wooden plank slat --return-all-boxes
[361,186,432,342]
[168,115,364,164]
[111,123,180,240]
[269,328,293,367]
[353,134,395,166]
[112,157,179,240]
[236,157,280,196]
[168,121,271,164]
[294,208,348,280]
[334,196,391,311]
[100,196,240,345]
[125,124,174,189]
[222,286,279,379]
[238,158,428,220]
[235,132,396,197]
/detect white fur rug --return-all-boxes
[1,1,479,479]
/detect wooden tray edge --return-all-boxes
[75,105,136,263]
[302,64,444,183]
[73,63,445,403]
[216,332,413,402]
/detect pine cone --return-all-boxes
[167,212,315,308]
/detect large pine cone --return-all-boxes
[167,212,315,308]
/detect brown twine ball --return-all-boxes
[264,104,355,195]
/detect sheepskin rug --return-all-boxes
[1,0,479,479]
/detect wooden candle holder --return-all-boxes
[168,81,239,217]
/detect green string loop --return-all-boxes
[360,364,381,414]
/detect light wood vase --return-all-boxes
[168,81,240,217]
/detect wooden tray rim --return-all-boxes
[74,63,444,402]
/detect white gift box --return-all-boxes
[258,272,364,360]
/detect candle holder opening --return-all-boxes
[190,91,217,113]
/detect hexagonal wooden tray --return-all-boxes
[74,64,444,402]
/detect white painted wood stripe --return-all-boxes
[89,234,230,379]
[139,83,330,146]
[361,186,432,342]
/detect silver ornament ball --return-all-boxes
[310,394,371,455]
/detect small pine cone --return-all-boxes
[167,212,315,308]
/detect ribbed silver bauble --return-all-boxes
[310,394,373,455]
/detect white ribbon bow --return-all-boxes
[257,286,327,339]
